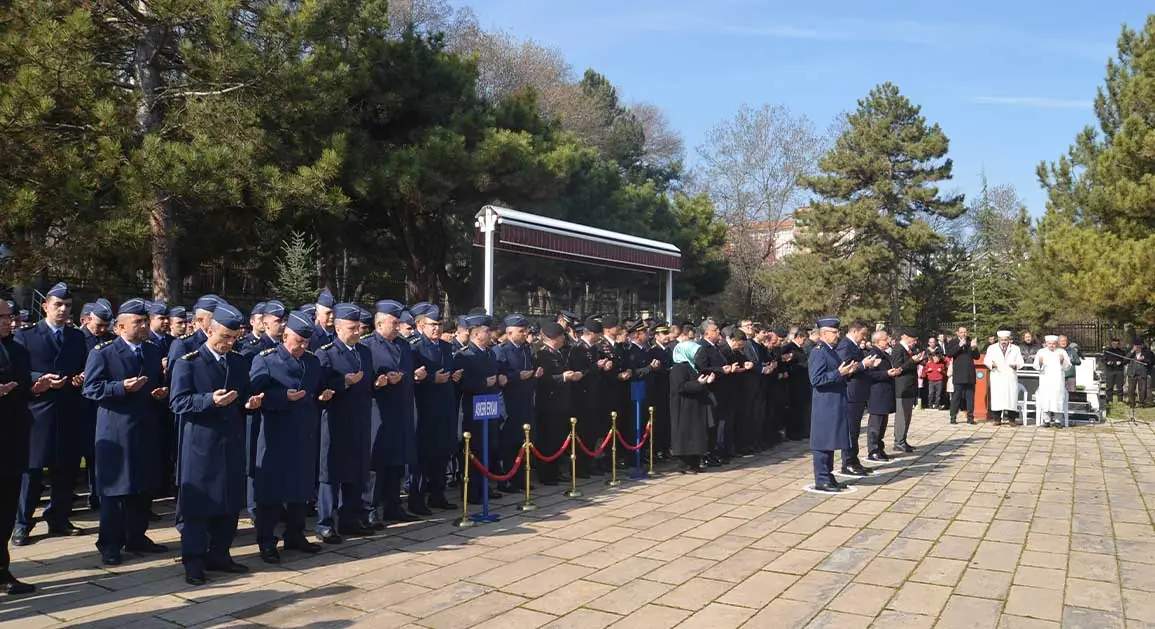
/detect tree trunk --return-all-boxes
[149,199,177,303]
[134,3,175,302]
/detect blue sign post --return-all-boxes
[629,381,648,479]
[471,393,503,523]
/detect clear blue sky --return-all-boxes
[453,0,1151,216]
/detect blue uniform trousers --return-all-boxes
[410,457,449,510]
[254,502,308,551]
[181,515,239,577]
[362,466,405,522]
[843,401,867,467]
[96,494,151,557]
[17,466,76,532]
[317,481,361,533]
[812,450,835,486]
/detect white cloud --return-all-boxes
[968,96,1093,109]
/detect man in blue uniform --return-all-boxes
[808,317,860,493]
[408,303,460,514]
[455,314,504,503]
[238,302,267,359]
[248,311,330,563]
[79,301,115,512]
[169,303,264,585]
[310,289,336,351]
[83,298,170,565]
[493,314,540,492]
[146,301,172,355]
[168,306,188,338]
[0,300,45,594]
[144,300,174,511]
[166,295,221,374]
[360,300,419,526]
[12,282,89,546]
[314,303,375,542]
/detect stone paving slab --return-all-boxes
[2,409,1155,628]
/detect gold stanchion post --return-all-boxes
[454,432,476,528]
[516,424,537,512]
[564,418,583,498]
[647,406,655,477]
[606,411,621,487]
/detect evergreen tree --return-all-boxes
[1037,16,1155,323]
[271,232,317,307]
[797,83,965,325]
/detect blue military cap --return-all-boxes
[263,300,286,319]
[816,316,840,329]
[285,310,314,338]
[410,302,441,322]
[45,282,70,299]
[96,298,112,311]
[118,298,149,316]
[194,294,221,313]
[333,302,361,321]
[18,309,28,320]
[250,302,266,317]
[463,313,493,330]
[92,303,113,321]
[146,300,168,316]
[375,300,405,317]
[503,313,530,329]
[399,310,415,325]
[316,289,335,308]
[212,303,244,330]
[299,303,316,318]
[80,302,96,317]
[456,315,469,329]
[467,307,488,315]
[168,306,187,319]
[358,306,373,326]
[559,310,579,325]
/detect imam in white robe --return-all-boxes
[984,343,1024,412]
[1033,347,1071,414]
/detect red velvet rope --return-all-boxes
[531,436,572,463]
[469,451,525,482]
[615,422,652,451]
[576,429,615,457]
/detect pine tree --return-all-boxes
[271,232,317,308]
[797,83,965,325]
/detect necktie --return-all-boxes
[53,329,62,347]
[131,347,142,375]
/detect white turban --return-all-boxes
[1044,335,1059,343]
[997,331,1011,339]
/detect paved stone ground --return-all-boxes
[2,409,1155,628]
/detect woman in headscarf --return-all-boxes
[669,340,715,473]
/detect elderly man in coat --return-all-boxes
[169,304,264,585]
[808,317,865,493]
[83,299,170,566]
[983,331,1024,426]
[248,311,330,563]
[408,302,460,515]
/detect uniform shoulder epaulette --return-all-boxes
[259,347,277,356]
[180,332,195,340]
[229,349,241,355]
[359,332,372,340]
[181,350,199,360]
[319,342,334,350]
[143,338,159,347]
[249,337,261,344]
[95,339,116,350]
[408,335,423,346]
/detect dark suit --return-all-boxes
[863,347,895,457]
[533,343,571,484]
[14,321,88,533]
[83,337,166,557]
[947,337,980,422]
[891,342,921,446]
[0,335,33,571]
[836,336,869,467]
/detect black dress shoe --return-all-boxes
[854,464,875,475]
[185,574,206,586]
[125,538,168,554]
[813,483,845,493]
[0,571,34,596]
[406,504,432,517]
[10,529,30,547]
[318,530,343,544]
[48,523,85,537]
[205,560,249,574]
[840,467,869,477]
[259,548,281,564]
[101,554,122,566]
[284,540,322,554]
[966,419,976,425]
[866,453,889,462]
[428,497,457,510]
[488,488,503,499]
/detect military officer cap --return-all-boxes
[118,298,149,316]
[212,303,244,330]
[456,315,470,329]
[375,300,404,317]
[358,306,373,326]
[601,315,621,329]
[169,306,186,319]
[625,319,646,334]
[299,303,316,318]
[541,322,565,339]
[45,282,71,299]
[286,311,314,338]
[250,302,266,317]
[559,311,579,326]
[194,294,221,313]
[653,323,671,334]
[333,303,361,321]
[80,303,97,318]
[468,307,488,315]
[462,313,492,330]
[91,302,114,322]
[146,300,168,317]
[316,289,335,308]
[411,302,441,322]
[96,297,112,311]
[583,318,604,334]
[263,300,286,319]
[399,310,415,325]
[816,316,840,329]
[503,314,530,329]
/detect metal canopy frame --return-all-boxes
[473,205,680,322]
